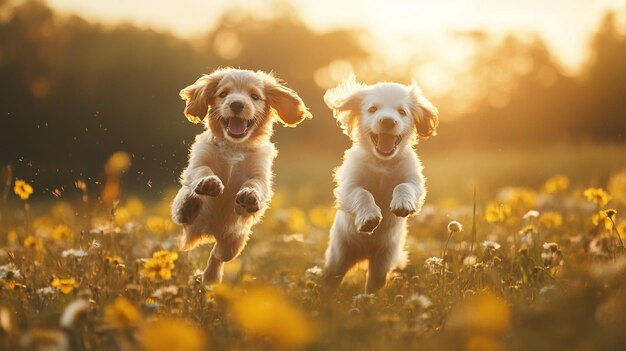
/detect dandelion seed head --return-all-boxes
[481,240,501,250]
[447,220,463,233]
[463,255,478,266]
[523,210,540,221]
[62,248,88,258]
[0,263,22,280]
[405,294,433,309]
[542,242,559,252]
[152,285,180,300]
[425,256,444,266]
[37,287,57,296]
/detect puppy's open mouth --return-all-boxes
[222,117,254,139]
[370,133,401,156]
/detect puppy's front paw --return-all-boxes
[194,175,224,196]
[390,198,417,217]
[356,213,382,234]
[175,195,202,225]
[235,188,261,216]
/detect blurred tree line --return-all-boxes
[0,0,625,196]
[443,12,626,146]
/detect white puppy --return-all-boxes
[321,76,438,293]
[171,68,311,286]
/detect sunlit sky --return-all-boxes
[47,0,625,78]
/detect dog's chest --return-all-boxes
[359,165,396,202]
[216,151,248,188]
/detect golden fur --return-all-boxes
[171,68,311,286]
[321,75,438,293]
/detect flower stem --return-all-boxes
[608,217,626,254]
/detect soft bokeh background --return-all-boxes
[1,0,626,203]
[3,2,626,351]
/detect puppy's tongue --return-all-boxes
[376,134,397,154]
[227,117,248,136]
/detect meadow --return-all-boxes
[2,144,626,351]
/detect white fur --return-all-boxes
[321,76,438,293]
[171,68,311,286]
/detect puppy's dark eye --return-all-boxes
[398,108,407,116]
[368,106,378,113]
[219,92,228,98]
[251,94,260,101]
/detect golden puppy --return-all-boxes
[321,76,438,294]
[171,68,311,286]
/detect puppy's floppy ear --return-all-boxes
[179,70,225,124]
[409,82,439,138]
[259,72,312,127]
[324,75,365,137]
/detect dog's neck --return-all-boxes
[209,134,272,152]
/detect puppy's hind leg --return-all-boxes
[171,187,202,225]
[320,246,359,295]
[202,235,248,287]
[365,252,395,294]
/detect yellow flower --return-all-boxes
[113,207,131,226]
[13,179,33,200]
[538,211,563,229]
[7,229,18,243]
[608,168,626,204]
[51,277,79,294]
[138,318,207,351]
[308,206,336,229]
[142,250,178,281]
[592,212,613,231]
[152,250,178,263]
[125,197,144,218]
[105,255,124,266]
[287,207,308,233]
[103,297,141,328]
[601,209,617,222]
[499,187,537,212]
[33,216,54,231]
[485,202,511,224]
[543,175,569,194]
[584,188,611,207]
[229,285,317,347]
[143,259,173,281]
[104,151,132,177]
[51,202,74,222]
[447,290,510,335]
[146,216,174,235]
[51,224,73,241]
[23,235,43,250]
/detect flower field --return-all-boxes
[2,162,626,351]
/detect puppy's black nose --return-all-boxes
[230,101,244,114]
[380,117,397,130]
